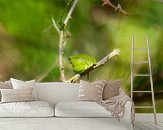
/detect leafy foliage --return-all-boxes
[68,54,96,74]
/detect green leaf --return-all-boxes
[68,54,96,74]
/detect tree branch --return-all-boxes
[58,0,78,82]
[37,0,124,82]
[64,0,78,26]
[94,49,120,68]
[67,49,120,82]
[58,30,66,81]
[102,0,128,16]
[36,0,78,82]
[51,17,60,34]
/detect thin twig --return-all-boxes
[43,25,53,33]
[64,0,78,26]
[63,40,67,47]
[51,17,60,34]
[102,0,128,16]
[94,49,120,68]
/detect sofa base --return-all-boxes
[0,117,132,130]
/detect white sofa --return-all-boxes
[0,82,133,130]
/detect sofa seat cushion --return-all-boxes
[55,101,112,117]
[0,101,54,117]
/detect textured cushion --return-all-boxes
[55,101,112,117]
[0,81,13,89]
[78,80,105,102]
[103,80,121,100]
[35,82,80,105]
[0,101,54,117]
[1,88,34,103]
[10,78,37,100]
[0,80,13,101]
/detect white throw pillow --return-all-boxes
[10,78,37,100]
[1,88,34,103]
[0,81,13,101]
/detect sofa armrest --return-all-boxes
[123,101,132,122]
[117,101,133,129]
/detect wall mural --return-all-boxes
[0,0,163,113]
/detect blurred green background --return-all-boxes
[0,0,163,113]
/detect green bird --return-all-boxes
[68,54,96,74]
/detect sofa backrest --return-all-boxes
[36,82,80,105]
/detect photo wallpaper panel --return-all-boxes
[0,0,163,113]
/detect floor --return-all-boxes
[0,117,133,130]
[134,122,163,130]
[0,118,163,130]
